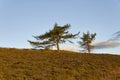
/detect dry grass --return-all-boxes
[0,48,120,80]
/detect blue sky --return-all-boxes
[0,0,120,54]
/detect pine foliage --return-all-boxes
[28,23,79,51]
[79,31,96,53]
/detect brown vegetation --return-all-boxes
[0,48,120,80]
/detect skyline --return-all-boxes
[0,0,120,54]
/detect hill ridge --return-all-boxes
[0,48,120,80]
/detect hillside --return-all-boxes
[0,48,120,80]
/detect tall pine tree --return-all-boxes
[28,23,79,52]
[79,31,96,53]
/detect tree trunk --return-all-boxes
[56,42,60,53]
[87,43,91,53]
[87,44,91,53]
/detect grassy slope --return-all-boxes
[0,48,120,80]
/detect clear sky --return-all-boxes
[0,0,120,54]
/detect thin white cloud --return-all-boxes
[92,31,120,49]
[91,40,120,49]
[60,45,78,52]
[112,31,120,40]
[52,44,78,52]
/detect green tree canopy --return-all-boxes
[79,31,96,53]
[28,23,79,52]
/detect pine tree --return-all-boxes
[79,31,96,53]
[28,23,79,52]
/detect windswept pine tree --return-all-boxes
[28,23,79,52]
[79,31,96,53]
